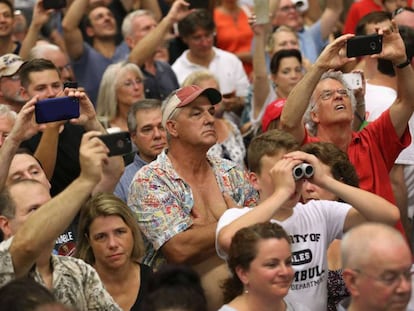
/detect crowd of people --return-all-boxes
[0,0,414,310]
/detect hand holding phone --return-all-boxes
[35,96,80,124]
[98,132,132,157]
[346,34,383,58]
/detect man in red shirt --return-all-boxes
[280,22,414,237]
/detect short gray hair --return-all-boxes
[127,98,162,133]
[0,104,17,121]
[121,9,156,39]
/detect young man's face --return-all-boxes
[251,151,302,208]
[24,69,62,100]
[0,2,14,38]
[87,6,116,39]
[182,27,215,59]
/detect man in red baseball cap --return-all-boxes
[128,85,259,311]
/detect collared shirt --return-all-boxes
[141,60,179,101]
[114,153,148,202]
[127,150,258,268]
[172,47,250,97]
[0,238,121,310]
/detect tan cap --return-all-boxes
[0,54,25,78]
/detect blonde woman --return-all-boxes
[96,61,145,131]
[76,193,151,311]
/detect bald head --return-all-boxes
[342,222,409,269]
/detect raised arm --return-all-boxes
[384,22,414,138]
[61,0,87,60]
[279,34,354,142]
[10,131,109,277]
[139,0,162,21]
[19,0,54,59]
[0,98,41,190]
[68,89,125,192]
[319,0,343,40]
[252,22,271,122]
[285,150,400,232]
[128,0,190,65]
[217,155,300,255]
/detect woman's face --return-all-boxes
[240,238,294,299]
[301,162,338,202]
[116,69,145,107]
[271,31,300,56]
[88,215,134,270]
[271,57,303,98]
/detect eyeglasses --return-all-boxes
[57,63,72,73]
[318,88,349,101]
[188,32,216,44]
[354,268,414,287]
[121,78,143,88]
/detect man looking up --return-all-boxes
[280,22,414,237]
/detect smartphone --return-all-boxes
[346,34,383,58]
[63,81,78,89]
[98,132,132,157]
[342,72,362,90]
[35,96,80,124]
[43,0,67,10]
[254,0,269,24]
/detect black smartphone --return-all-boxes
[346,34,383,58]
[98,132,132,157]
[63,81,78,89]
[43,0,67,10]
[35,96,80,124]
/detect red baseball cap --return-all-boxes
[162,85,222,126]
[262,98,286,132]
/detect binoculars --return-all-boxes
[293,163,314,181]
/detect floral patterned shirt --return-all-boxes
[0,238,121,311]
[128,150,258,268]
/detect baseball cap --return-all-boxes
[0,54,25,78]
[262,98,286,132]
[162,85,222,127]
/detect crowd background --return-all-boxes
[1,0,414,310]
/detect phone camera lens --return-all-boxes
[370,41,377,50]
[116,139,125,148]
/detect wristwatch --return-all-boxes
[395,59,411,68]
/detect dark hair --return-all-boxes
[222,222,291,303]
[270,49,302,74]
[0,0,14,16]
[0,277,56,311]
[247,129,300,174]
[0,187,16,219]
[142,264,208,311]
[301,142,359,190]
[19,58,60,89]
[355,11,392,35]
[178,9,215,38]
